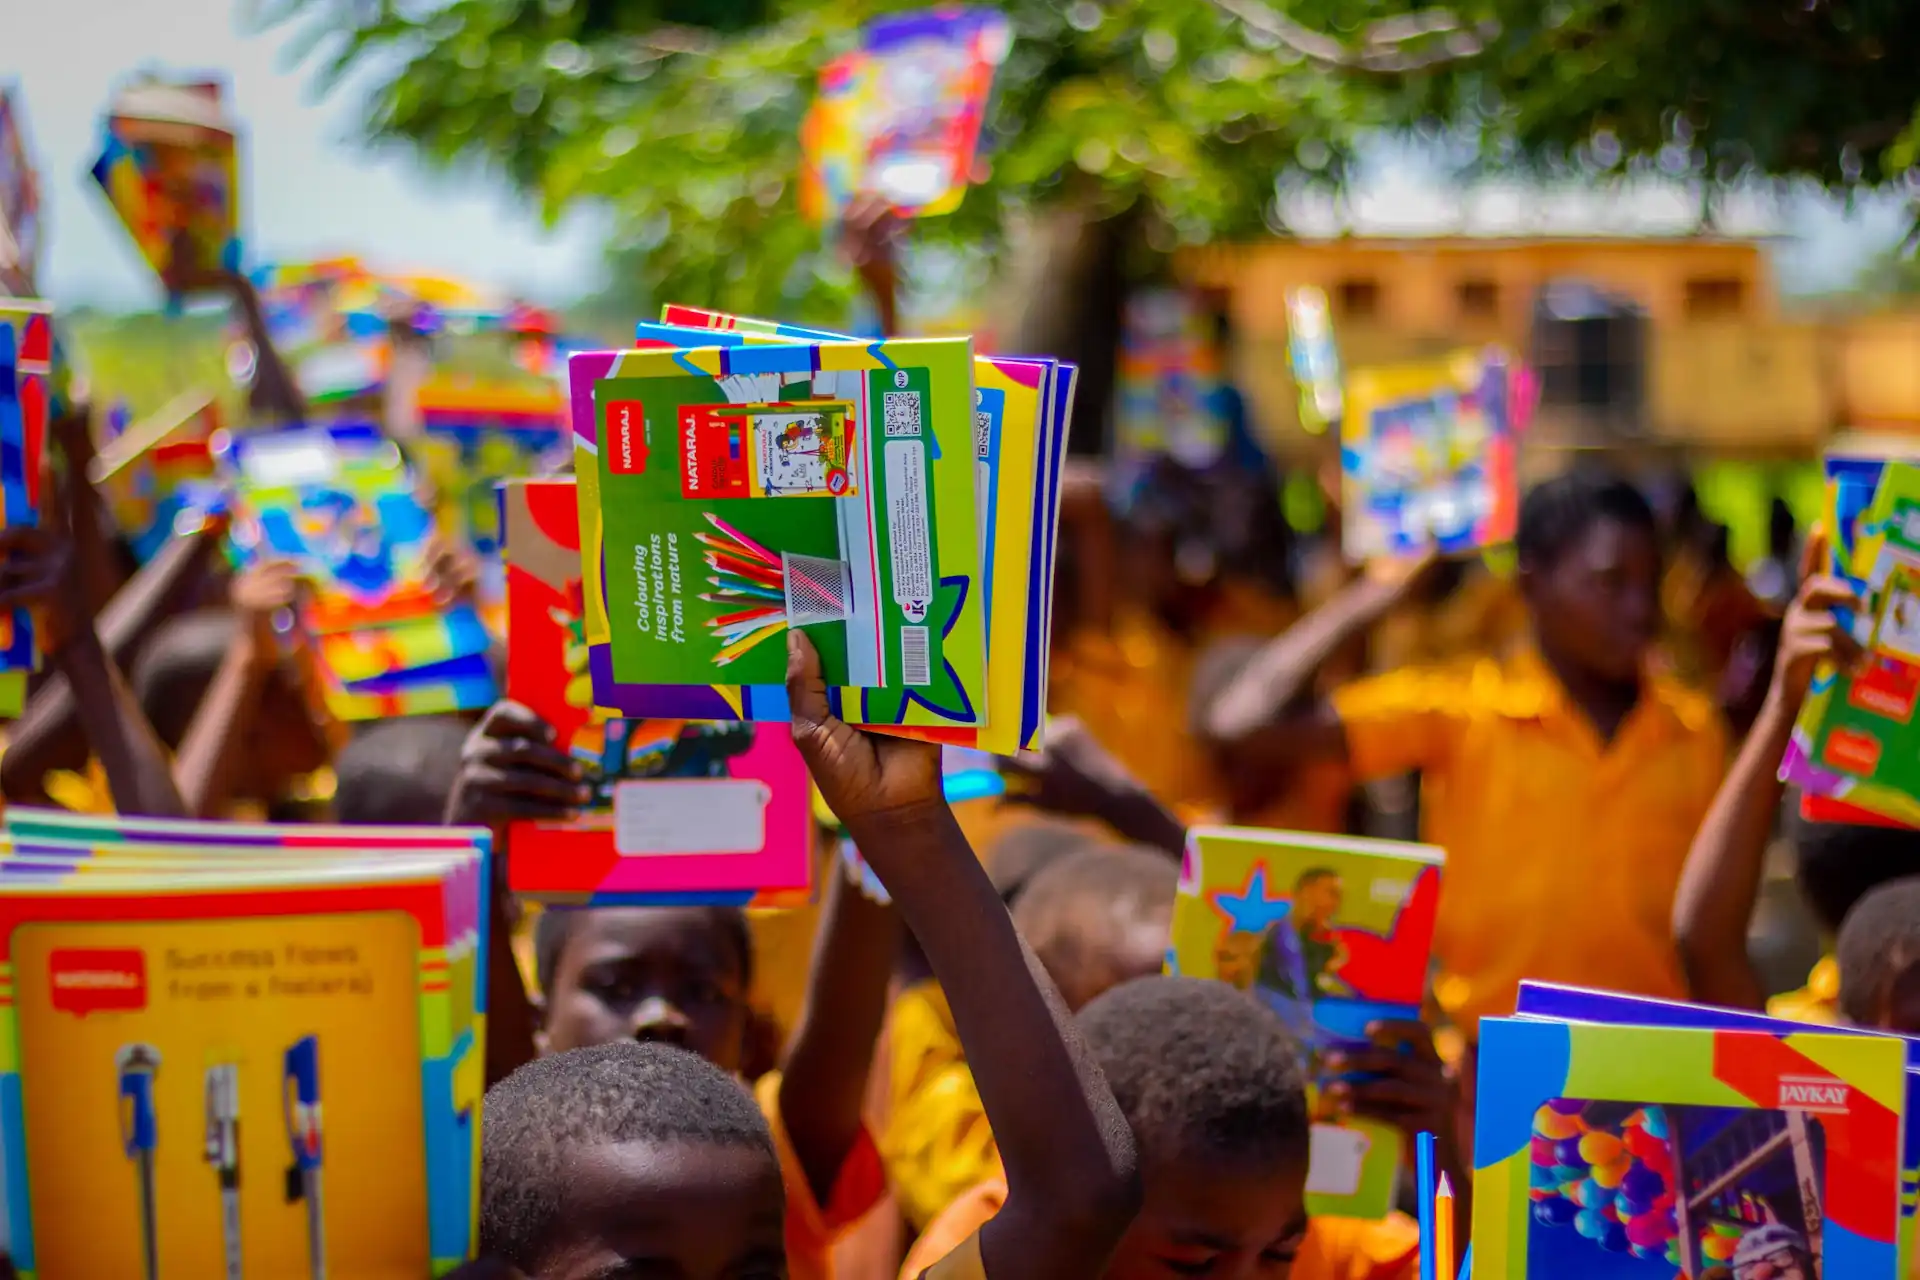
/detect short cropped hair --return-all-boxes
[1079,975,1311,1169]
[1516,471,1657,573]
[480,1040,776,1269]
[532,905,753,999]
[1787,806,1920,936]
[334,716,472,825]
[1836,877,1920,1024]
[1013,844,1177,994]
[985,819,1110,906]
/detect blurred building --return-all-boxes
[1180,174,1916,464]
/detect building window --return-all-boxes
[1457,279,1499,319]
[1684,277,1746,318]
[1335,278,1381,319]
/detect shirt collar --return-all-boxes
[1498,645,1715,747]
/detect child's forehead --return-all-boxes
[565,907,744,969]
[549,1138,786,1266]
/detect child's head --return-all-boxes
[985,819,1109,908]
[131,608,330,797]
[480,1040,785,1280]
[534,905,754,1071]
[1012,843,1178,1012]
[1079,976,1311,1279]
[333,715,471,825]
[1836,876,1920,1034]
[1786,808,1920,938]
[1516,471,1661,684]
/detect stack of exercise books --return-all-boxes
[1471,981,1912,1279]
[1784,454,1920,827]
[0,296,54,717]
[216,421,500,720]
[562,306,1074,766]
[0,808,488,1276]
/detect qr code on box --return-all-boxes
[883,391,922,438]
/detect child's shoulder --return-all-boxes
[1297,1212,1420,1280]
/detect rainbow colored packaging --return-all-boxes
[1341,348,1521,562]
[0,298,52,687]
[1167,826,1445,1219]
[1474,1016,1905,1279]
[0,811,489,1278]
[798,7,1011,224]
[89,77,241,292]
[500,476,813,906]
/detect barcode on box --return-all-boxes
[974,409,993,460]
[900,626,931,687]
[883,390,923,438]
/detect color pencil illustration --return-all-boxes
[283,1036,326,1280]
[205,1061,242,1280]
[117,1042,162,1280]
[698,513,854,667]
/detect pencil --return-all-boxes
[715,620,785,665]
[704,551,782,586]
[708,573,784,598]
[712,604,784,629]
[1415,1133,1437,1280]
[703,545,780,581]
[1434,1174,1455,1280]
[704,512,779,566]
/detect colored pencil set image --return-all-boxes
[696,511,858,670]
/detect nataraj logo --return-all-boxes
[1778,1075,1851,1112]
[608,401,648,475]
[48,948,148,1017]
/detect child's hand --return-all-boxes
[836,193,903,318]
[1769,532,1861,709]
[444,700,590,828]
[1321,1019,1454,1147]
[424,533,481,608]
[786,630,941,831]
[229,558,300,653]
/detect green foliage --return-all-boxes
[251,0,1372,320]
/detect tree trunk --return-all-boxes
[1004,203,1138,456]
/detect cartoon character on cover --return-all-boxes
[1252,867,1349,1041]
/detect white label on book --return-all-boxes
[611,779,770,856]
[884,439,933,622]
[1304,1124,1370,1197]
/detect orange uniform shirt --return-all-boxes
[883,979,997,1230]
[754,1072,887,1280]
[899,1173,1419,1280]
[1331,650,1727,1034]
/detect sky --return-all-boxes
[7,0,607,310]
[3,0,1910,310]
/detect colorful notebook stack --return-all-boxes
[1166,826,1446,1220]
[217,421,500,721]
[1475,984,1911,1279]
[799,6,1011,223]
[562,305,1075,760]
[0,297,54,718]
[89,77,241,291]
[0,807,489,1277]
[416,373,570,620]
[1341,348,1531,563]
[500,475,814,906]
[1783,457,1920,826]
[1113,289,1231,477]
[0,86,40,297]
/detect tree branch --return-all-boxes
[1210,0,1498,73]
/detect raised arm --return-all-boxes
[1674,552,1857,1011]
[169,559,300,818]
[29,410,188,817]
[788,634,1140,1280]
[777,848,899,1205]
[1199,555,1433,765]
